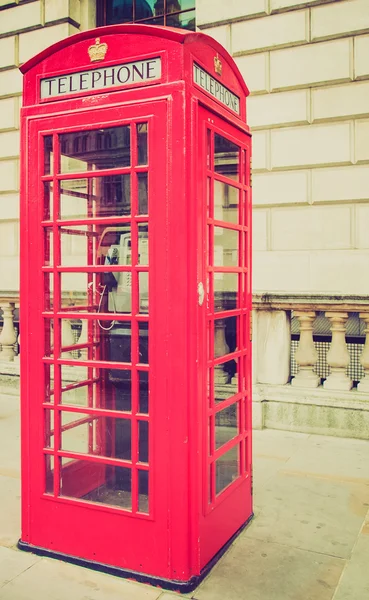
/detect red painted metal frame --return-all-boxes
[20,25,251,590]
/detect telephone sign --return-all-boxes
[19,24,252,592]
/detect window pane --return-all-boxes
[214,134,240,181]
[61,459,132,510]
[216,444,240,495]
[214,273,239,312]
[137,123,148,165]
[138,470,149,513]
[44,135,53,175]
[107,0,133,24]
[214,362,238,404]
[135,0,154,19]
[45,455,54,494]
[138,173,148,214]
[177,9,195,30]
[138,420,149,463]
[61,411,132,461]
[214,316,237,359]
[214,180,239,224]
[214,227,239,267]
[215,403,238,450]
[60,176,131,220]
[59,126,131,173]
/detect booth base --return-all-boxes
[17,514,253,594]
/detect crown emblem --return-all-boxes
[88,38,108,62]
[214,54,222,76]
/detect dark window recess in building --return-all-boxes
[97,0,196,30]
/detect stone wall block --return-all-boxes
[197,0,268,26]
[253,170,309,206]
[312,165,369,203]
[271,123,351,169]
[270,38,352,90]
[311,0,369,41]
[312,81,369,122]
[248,89,309,129]
[355,34,369,79]
[232,9,308,54]
[0,2,42,35]
[235,53,269,94]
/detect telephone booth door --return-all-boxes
[197,107,252,568]
[22,100,172,576]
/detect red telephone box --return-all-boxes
[19,25,252,592]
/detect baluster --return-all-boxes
[0,302,17,361]
[358,313,369,392]
[323,312,352,391]
[292,311,319,388]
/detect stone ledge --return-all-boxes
[254,383,369,439]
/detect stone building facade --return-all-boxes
[1,0,369,437]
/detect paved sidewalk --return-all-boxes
[1,391,369,600]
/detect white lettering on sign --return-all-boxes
[40,57,162,99]
[193,63,240,115]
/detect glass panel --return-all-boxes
[59,126,131,173]
[138,224,149,265]
[138,371,149,414]
[214,361,238,403]
[108,0,133,23]
[60,411,132,460]
[216,444,240,495]
[44,135,53,175]
[61,459,132,510]
[214,316,237,359]
[138,420,149,463]
[44,273,53,312]
[139,272,149,314]
[137,123,148,165]
[44,319,54,358]
[60,223,133,270]
[60,175,131,220]
[214,180,239,224]
[44,409,54,448]
[45,455,54,494]
[138,173,148,214]
[176,0,196,8]
[60,365,132,411]
[214,227,239,267]
[44,182,53,220]
[215,403,238,449]
[44,228,53,266]
[60,272,88,309]
[214,134,240,181]
[177,9,195,29]
[214,273,239,312]
[138,322,149,364]
[45,363,54,402]
[138,470,149,513]
[59,318,132,364]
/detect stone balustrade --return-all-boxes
[2,291,369,438]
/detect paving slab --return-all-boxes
[0,475,21,548]
[0,547,39,589]
[281,434,369,484]
[194,537,344,600]
[245,472,369,558]
[253,429,309,461]
[0,556,163,600]
[333,512,369,600]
